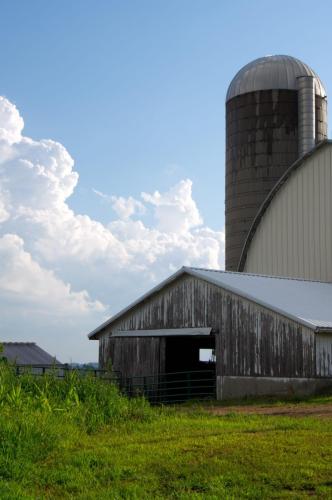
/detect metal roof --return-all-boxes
[187,268,332,331]
[226,55,326,101]
[2,342,61,365]
[88,267,332,339]
[238,140,332,272]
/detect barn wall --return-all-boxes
[218,376,332,399]
[98,274,318,381]
[316,333,332,377]
[219,293,316,378]
[100,336,165,379]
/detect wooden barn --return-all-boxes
[89,267,332,400]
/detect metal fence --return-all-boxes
[119,370,216,404]
[13,364,119,382]
[13,365,216,405]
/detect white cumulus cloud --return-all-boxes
[0,233,104,314]
[0,96,225,362]
[93,189,146,219]
[142,179,202,233]
[0,97,24,144]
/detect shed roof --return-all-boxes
[88,267,332,339]
[2,342,61,365]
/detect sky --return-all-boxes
[0,0,332,362]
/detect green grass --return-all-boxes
[199,391,332,408]
[0,364,332,499]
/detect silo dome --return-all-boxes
[226,55,327,101]
[225,54,328,272]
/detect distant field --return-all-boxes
[0,365,332,499]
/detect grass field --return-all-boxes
[0,364,332,499]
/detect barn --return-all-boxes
[89,55,332,400]
[89,267,332,399]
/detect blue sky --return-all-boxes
[1,0,331,229]
[0,0,331,361]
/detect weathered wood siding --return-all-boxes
[219,293,315,378]
[104,337,164,377]
[99,274,319,378]
[316,333,332,377]
[100,336,165,379]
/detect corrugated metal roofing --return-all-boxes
[238,141,332,272]
[187,268,332,330]
[226,55,326,101]
[2,342,61,365]
[88,267,332,339]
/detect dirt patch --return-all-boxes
[208,403,332,418]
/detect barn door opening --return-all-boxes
[160,334,216,401]
[112,329,216,403]
[165,335,215,373]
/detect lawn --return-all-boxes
[31,412,332,499]
[0,365,332,499]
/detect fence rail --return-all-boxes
[13,364,120,382]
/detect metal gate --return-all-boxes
[119,369,216,404]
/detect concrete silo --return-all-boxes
[225,55,328,271]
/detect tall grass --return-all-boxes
[0,363,154,481]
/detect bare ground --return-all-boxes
[208,403,332,418]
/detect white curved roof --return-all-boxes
[226,55,326,101]
[241,141,332,284]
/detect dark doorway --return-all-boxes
[165,335,215,373]
[160,334,216,402]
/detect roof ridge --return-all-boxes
[2,342,37,345]
[185,266,332,284]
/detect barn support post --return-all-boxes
[216,376,223,400]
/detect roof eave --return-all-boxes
[315,327,332,334]
[88,267,189,339]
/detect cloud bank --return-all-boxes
[0,96,224,361]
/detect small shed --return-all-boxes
[89,267,332,399]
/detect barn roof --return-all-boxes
[2,342,61,365]
[238,140,332,272]
[88,267,332,339]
